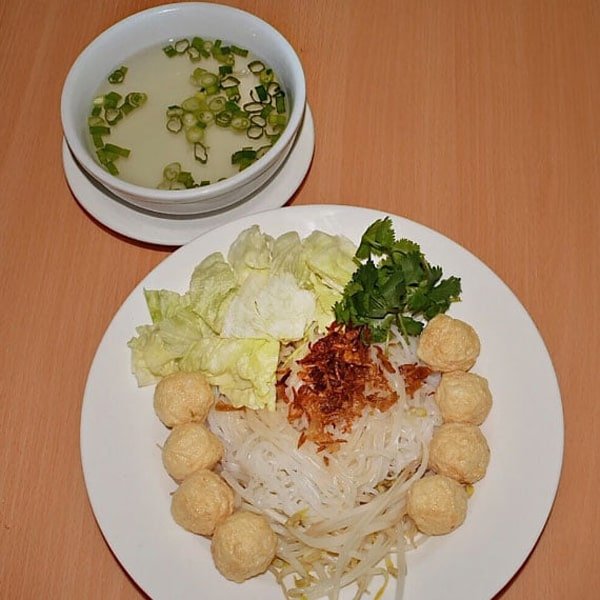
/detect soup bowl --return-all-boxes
[61,2,306,216]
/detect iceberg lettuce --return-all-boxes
[189,252,238,333]
[221,271,316,341]
[179,337,280,410]
[128,224,358,409]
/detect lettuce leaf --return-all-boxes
[128,224,358,409]
[189,252,238,333]
[221,272,316,341]
[179,337,280,410]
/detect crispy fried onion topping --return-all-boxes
[277,324,398,452]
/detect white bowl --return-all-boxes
[61,2,306,216]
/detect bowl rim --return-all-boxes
[60,1,306,202]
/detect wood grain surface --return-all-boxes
[1,0,598,598]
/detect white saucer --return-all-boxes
[63,105,315,246]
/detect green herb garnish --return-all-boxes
[334,218,462,342]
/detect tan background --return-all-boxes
[1,0,599,598]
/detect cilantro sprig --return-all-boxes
[334,218,462,342]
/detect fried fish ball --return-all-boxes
[154,371,214,428]
[436,371,492,425]
[429,423,490,484]
[162,422,224,482]
[171,469,234,536]
[417,314,480,372]
[407,474,468,535]
[211,511,278,583]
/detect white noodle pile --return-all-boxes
[208,334,441,600]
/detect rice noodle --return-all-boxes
[208,331,440,599]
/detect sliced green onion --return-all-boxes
[199,73,219,88]
[259,68,274,85]
[125,92,147,107]
[266,122,284,136]
[120,102,134,116]
[185,125,205,143]
[269,112,288,126]
[215,110,233,127]
[182,112,198,127]
[166,116,183,133]
[250,114,267,128]
[89,125,110,136]
[224,86,240,100]
[187,46,201,61]
[231,45,248,57]
[194,142,208,164]
[103,143,130,158]
[96,148,118,163]
[275,93,286,114]
[200,180,211,186]
[248,60,265,74]
[246,125,263,139]
[163,162,181,182]
[92,134,104,149]
[191,36,206,51]
[220,75,240,89]
[182,96,203,112]
[108,66,128,84]
[163,44,177,57]
[87,116,106,127]
[166,105,184,117]
[267,82,281,96]
[91,105,102,117]
[260,104,274,119]
[231,115,250,130]
[232,148,257,164]
[104,108,122,125]
[219,64,233,76]
[254,85,268,102]
[204,84,220,96]
[174,39,190,54]
[197,110,214,125]
[243,101,264,113]
[103,91,122,109]
[177,171,196,188]
[208,96,227,113]
[225,100,245,115]
[104,161,119,176]
[249,88,266,103]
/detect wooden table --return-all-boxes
[1,0,598,598]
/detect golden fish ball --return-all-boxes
[407,474,468,535]
[436,371,492,425]
[211,511,278,583]
[162,422,224,482]
[429,423,490,484]
[171,469,234,536]
[417,314,480,372]
[153,371,214,427]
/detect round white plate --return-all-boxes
[81,205,563,600]
[63,105,315,246]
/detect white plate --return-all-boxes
[81,205,564,600]
[63,105,314,246]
